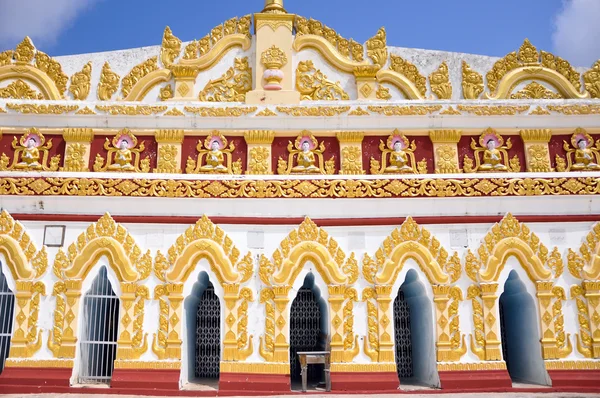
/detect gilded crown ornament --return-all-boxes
[261,46,287,90]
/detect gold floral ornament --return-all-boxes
[199,57,252,102]
[93,129,150,173]
[362,217,464,362]
[121,57,159,99]
[182,15,251,60]
[366,27,387,67]
[510,81,561,99]
[69,61,92,100]
[261,45,287,90]
[50,213,151,359]
[160,85,174,101]
[429,61,452,99]
[461,61,483,99]
[584,60,600,98]
[0,210,47,358]
[463,128,520,173]
[555,128,600,172]
[97,62,120,100]
[485,38,587,99]
[465,213,568,360]
[186,131,242,174]
[370,130,427,175]
[0,80,43,100]
[296,60,349,101]
[152,215,254,361]
[277,132,335,175]
[160,26,181,67]
[259,217,359,363]
[0,128,60,171]
[385,54,427,98]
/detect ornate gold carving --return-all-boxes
[97,62,120,101]
[430,130,461,144]
[155,129,184,144]
[277,131,334,175]
[462,61,484,99]
[256,108,277,117]
[0,79,43,99]
[220,361,289,374]
[456,105,529,116]
[568,222,600,281]
[437,362,506,371]
[570,283,599,358]
[199,57,251,102]
[121,57,160,99]
[367,105,442,116]
[440,106,461,115]
[4,358,73,368]
[164,107,184,116]
[0,128,60,171]
[467,283,501,360]
[69,61,92,100]
[340,147,364,175]
[462,128,520,173]
[34,50,68,95]
[510,81,562,99]
[536,282,572,359]
[530,106,551,115]
[151,282,183,360]
[545,360,600,370]
[434,285,467,362]
[154,145,179,174]
[429,61,452,99]
[294,16,364,63]
[276,106,350,116]
[182,15,251,61]
[370,130,427,175]
[387,55,426,97]
[376,85,392,100]
[61,143,88,172]
[2,176,600,198]
[184,106,257,117]
[244,130,275,145]
[75,106,96,115]
[348,107,369,116]
[261,45,287,70]
[160,85,174,101]
[555,128,600,172]
[185,131,242,174]
[296,60,349,100]
[5,103,78,114]
[485,39,587,99]
[114,360,180,370]
[93,129,150,173]
[526,144,551,172]
[366,27,387,66]
[584,60,600,98]
[330,363,396,372]
[547,104,600,115]
[435,145,459,174]
[95,105,168,115]
[248,147,271,175]
[14,37,35,64]
[362,217,460,286]
[160,26,181,67]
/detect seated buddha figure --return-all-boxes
[291,140,319,173]
[384,141,412,173]
[200,140,227,173]
[573,138,600,171]
[479,139,507,171]
[108,140,134,171]
[16,138,42,170]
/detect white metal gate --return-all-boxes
[78,267,120,385]
[0,268,15,375]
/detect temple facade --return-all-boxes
[0,0,599,395]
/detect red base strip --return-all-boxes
[111,368,180,391]
[219,372,290,392]
[438,369,512,390]
[548,369,600,388]
[330,371,399,392]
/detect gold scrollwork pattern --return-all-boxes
[199,57,252,102]
[462,61,484,99]
[0,79,44,100]
[296,60,349,101]
[429,61,452,100]
[97,62,120,100]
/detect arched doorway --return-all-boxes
[78,267,120,385]
[184,272,220,389]
[289,273,328,390]
[0,267,15,375]
[393,269,439,388]
[499,270,549,386]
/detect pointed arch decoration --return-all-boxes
[49,213,151,363]
[0,37,67,100]
[465,213,569,362]
[567,222,600,359]
[0,210,47,360]
[375,55,427,100]
[361,217,465,365]
[152,215,254,363]
[484,39,589,100]
[258,217,359,365]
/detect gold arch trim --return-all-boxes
[485,67,590,100]
[376,241,450,285]
[0,236,35,280]
[0,65,62,100]
[568,222,600,281]
[479,237,552,282]
[292,36,369,73]
[179,35,251,71]
[376,69,425,100]
[165,240,240,284]
[122,69,172,102]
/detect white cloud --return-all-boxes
[552,0,600,67]
[0,0,100,48]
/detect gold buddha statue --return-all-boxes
[291,141,320,173]
[200,140,227,173]
[108,140,134,171]
[15,138,41,170]
[384,141,412,173]
[479,139,508,171]
[572,138,600,171]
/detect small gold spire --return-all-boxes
[262,0,286,13]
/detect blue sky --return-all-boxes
[0,0,598,66]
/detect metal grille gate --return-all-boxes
[78,267,120,385]
[289,287,322,382]
[394,290,413,379]
[499,300,510,371]
[0,269,15,375]
[195,283,220,379]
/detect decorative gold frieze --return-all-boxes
[367,105,442,116]
[547,105,600,115]
[95,105,167,116]
[114,360,180,370]
[294,16,364,63]
[430,130,462,143]
[244,130,276,145]
[256,108,278,116]
[184,106,257,117]
[520,129,552,173]
[155,129,184,144]
[6,103,78,114]
[75,106,96,115]
[456,105,530,116]
[276,106,350,116]
[348,107,370,116]
[437,362,506,371]
[61,128,93,172]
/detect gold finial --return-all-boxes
[262,0,286,13]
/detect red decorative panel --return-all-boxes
[272,136,340,174]
[458,134,525,172]
[182,136,247,174]
[438,370,511,390]
[549,133,600,170]
[362,136,434,174]
[90,135,157,171]
[0,133,64,169]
